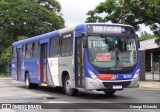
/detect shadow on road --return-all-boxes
[17,85,134,101]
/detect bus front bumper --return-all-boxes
[85,77,140,90]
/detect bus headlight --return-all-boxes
[133,69,140,79]
[88,69,98,80]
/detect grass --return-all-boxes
[0,72,10,77]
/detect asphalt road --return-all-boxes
[0,77,160,112]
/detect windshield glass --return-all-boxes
[88,36,137,68]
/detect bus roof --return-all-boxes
[12,23,133,46]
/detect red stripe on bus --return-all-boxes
[38,61,40,75]
[97,74,113,80]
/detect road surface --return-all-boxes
[0,77,160,112]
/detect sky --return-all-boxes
[57,0,105,27]
[57,0,152,35]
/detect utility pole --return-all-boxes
[121,0,125,24]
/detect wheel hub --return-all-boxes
[66,80,71,92]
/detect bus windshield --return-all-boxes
[88,35,138,68]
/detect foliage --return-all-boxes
[139,34,155,42]
[0,0,65,66]
[0,46,12,65]
[0,0,64,38]
[0,72,10,77]
[86,0,160,37]
[0,36,25,66]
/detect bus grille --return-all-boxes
[102,81,131,89]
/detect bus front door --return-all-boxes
[40,43,48,84]
[75,38,85,88]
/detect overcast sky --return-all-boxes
[57,0,105,27]
[57,0,152,34]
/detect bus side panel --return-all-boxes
[47,58,58,86]
[12,61,18,80]
[58,56,75,88]
[21,60,40,84]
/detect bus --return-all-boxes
[11,23,140,96]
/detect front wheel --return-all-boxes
[103,90,116,96]
[64,75,78,96]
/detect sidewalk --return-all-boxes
[139,72,160,89]
[140,81,160,89]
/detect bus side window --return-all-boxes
[28,43,32,59]
[12,47,17,60]
[32,42,39,59]
[22,45,25,59]
[32,42,35,58]
[25,44,32,59]
[50,37,60,57]
[24,44,28,59]
[61,33,73,57]
[35,42,39,58]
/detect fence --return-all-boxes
[0,64,11,76]
[152,61,160,81]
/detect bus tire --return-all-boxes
[64,75,78,96]
[25,73,33,89]
[103,90,116,96]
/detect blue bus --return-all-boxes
[11,23,140,96]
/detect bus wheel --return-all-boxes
[25,73,32,89]
[64,75,78,96]
[103,90,116,96]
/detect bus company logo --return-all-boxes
[111,75,118,80]
[2,104,11,109]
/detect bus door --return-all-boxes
[75,38,85,88]
[40,43,48,83]
[17,48,22,81]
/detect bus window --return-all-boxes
[12,47,17,60]
[88,36,137,68]
[24,44,28,59]
[50,37,60,57]
[32,42,39,59]
[25,43,32,59]
[22,45,25,59]
[61,33,73,57]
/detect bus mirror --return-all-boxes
[83,37,87,48]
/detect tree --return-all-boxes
[86,0,160,37]
[0,0,64,38]
[0,0,65,66]
[139,34,155,42]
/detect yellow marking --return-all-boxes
[72,59,74,65]
[41,83,48,87]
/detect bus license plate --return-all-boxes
[113,85,122,89]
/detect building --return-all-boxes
[139,38,160,81]
[140,38,160,72]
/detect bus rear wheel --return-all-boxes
[64,75,78,96]
[103,90,116,96]
[25,73,38,89]
[25,73,32,89]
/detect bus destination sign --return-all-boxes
[87,25,132,34]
